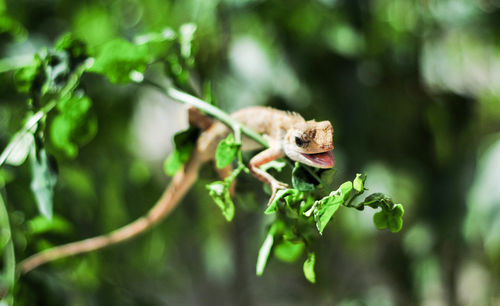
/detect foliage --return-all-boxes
[0,22,404,295]
[3,0,494,304]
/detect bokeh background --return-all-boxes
[1,0,500,305]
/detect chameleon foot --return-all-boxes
[267,180,289,206]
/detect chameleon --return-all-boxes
[19,106,334,273]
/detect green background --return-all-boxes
[1,0,500,305]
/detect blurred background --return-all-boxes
[1,0,500,305]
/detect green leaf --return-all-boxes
[30,148,57,219]
[353,173,365,192]
[0,112,41,167]
[163,127,199,176]
[179,23,197,62]
[215,133,239,169]
[27,215,72,235]
[319,168,337,190]
[274,240,305,263]
[0,131,35,167]
[264,189,294,214]
[13,54,44,93]
[0,193,15,306]
[89,38,151,84]
[292,162,317,191]
[373,204,404,233]
[206,181,235,221]
[259,160,287,172]
[256,233,274,276]
[50,93,96,158]
[163,151,182,176]
[363,192,394,209]
[54,33,88,68]
[303,252,316,283]
[314,181,353,234]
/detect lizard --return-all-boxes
[19,106,335,274]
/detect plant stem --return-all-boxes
[142,79,268,147]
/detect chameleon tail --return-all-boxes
[19,151,204,274]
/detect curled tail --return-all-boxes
[19,151,204,274]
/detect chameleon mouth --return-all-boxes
[301,151,335,168]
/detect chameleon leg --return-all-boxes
[188,106,214,130]
[249,147,288,205]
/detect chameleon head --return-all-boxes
[282,120,335,168]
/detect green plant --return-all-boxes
[0,24,404,304]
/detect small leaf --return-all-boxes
[163,151,182,176]
[179,23,197,62]
[30,148,57,219]
[54,33,88,69]
[13,54,44,93]
[353,173,365,192]
[314,181,352,234]
[363,192,394,209]
[259,160,287,172]
[274,240,305,263]
[163,127,199,176]
[0,131,35,166]
[27,215,73,235]
[303,252,316,283]
[206,181,235,221]
[256,233,274,276]
[50,93,97,158]
[264,189,294,214]
[292,162,317,191]
[89,38,151,84]
[373,204,404,233]
[215,133,239,169]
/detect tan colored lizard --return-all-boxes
[19,106,334,273]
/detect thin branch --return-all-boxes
[141,79,268,147]
[18,80,330,273]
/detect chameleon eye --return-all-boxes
[295,136,304,147]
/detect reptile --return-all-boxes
[19,106,335,273]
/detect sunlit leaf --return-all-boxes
[179,23,197,62]
[256,233,273,276]
[215,133,239,169]
[89,38,151,84]
[259,160,287,172]
[27,215,72,235]
[274,240,305,263]
[50,93,97,158]
[30,148,57,219]
[314,181,352,234]
[206,181,235,221]
[303,252,316,283]
[0,131,34,167]
[353,173,365,192]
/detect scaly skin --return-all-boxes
[19,106,334,274]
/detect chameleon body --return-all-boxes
[19,106,334,273]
